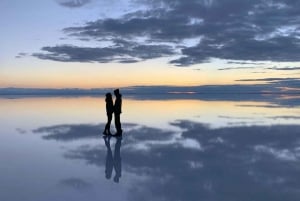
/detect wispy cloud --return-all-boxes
[56,0,91,8]
[218,67,256,71]
[266,67,300,71]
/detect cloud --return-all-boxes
[32,42,174,63]
[236,77,300,82]
[227,61,266,65]
[267,67,300,71]
[33,0,300,66]
[267,115,300,120]
[15,52,27,59]
[56,0,91,8]
[218,67,256,71]
[35,120,300,201]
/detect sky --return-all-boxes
[1,0,300,88]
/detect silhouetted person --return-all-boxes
[113,136,122,183]
[104,136,113,179]
[113,89,122,136]
[103,93,113,135]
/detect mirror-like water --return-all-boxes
[1,97,300,201]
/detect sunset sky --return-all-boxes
[1,0,300,88]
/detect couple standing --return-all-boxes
[103,89,122,136]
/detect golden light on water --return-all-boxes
[1,97,299,129]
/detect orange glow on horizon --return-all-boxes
[1,58,299,89]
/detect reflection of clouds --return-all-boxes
[35,121,300,200]
[126,126,202,151]
[16,128,27,134]
[267,115,300,120]
[33,123,137,141]
[56,0,91,8]
[33,124,101,141]
[254,145,300,161]
[59,178,92,190]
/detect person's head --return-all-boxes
[114,89,120,96]
[105,93,112,101]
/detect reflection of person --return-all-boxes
[113,89,122,136]
[104,136,113,179]
[103,136,122,183]
[113,136,122,183]
[103,93,114,135]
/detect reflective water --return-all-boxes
[1,96,300,201]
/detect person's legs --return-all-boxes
[104,113,112,134]
[118,117,122,133]
[107,113,112,134]
[104,122,108,134]
[114,114,122,134]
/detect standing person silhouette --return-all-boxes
[103,93,114,135]
[113,89,122,136]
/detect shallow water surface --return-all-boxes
[1,97,300,201]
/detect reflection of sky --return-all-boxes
[1,97,300,200]
[1,97,299,129]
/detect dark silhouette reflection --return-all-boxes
[114,136,122,182]
[104,136,113,179]
[103,93,113,135]
[103,136,122,183]
[114,89,122,136]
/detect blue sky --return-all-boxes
[1,0,300,88]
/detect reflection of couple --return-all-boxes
[103,89,122,136]
[104,136,122,183]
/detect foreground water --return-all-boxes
[1,96,300,201]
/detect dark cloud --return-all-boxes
[32,43,174,63]
[172,37,300,66]
[34,0,300,66]
[267,67,300,71]
[236,77,300,82]
[35,121,300,201]
[56,0,91,8]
